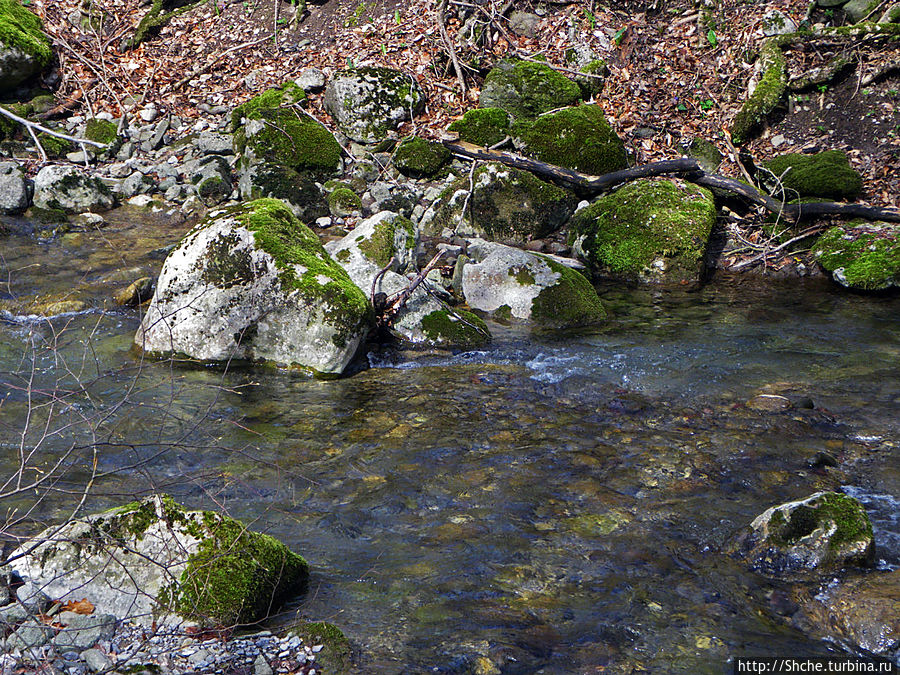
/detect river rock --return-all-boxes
[181,155,232,206]
[422,162,576,244]
[323,66,425,143]
[325,211,490,347]
[135,198,372,374]
[794,570,900,659]
[461,239,606,328]
[4,495,308,628]
[730,492,875,579]
[229,81,306,132]
[393,136,450,178]
[0,160,29,213]
[813,221,899,291]
[238,162,329,223]
[0,1,53,92]
[479,58,581,120]
[196,130,234,156]
[570,178,716,284]
[33,165,116,213]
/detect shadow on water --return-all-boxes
[1,219,898,673]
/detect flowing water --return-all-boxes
[1,211,898,673]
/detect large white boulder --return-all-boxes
[33,165,115,213]
[135,198,371,374]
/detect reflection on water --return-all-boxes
[1,220,899,673]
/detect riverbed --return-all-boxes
[1,211,898,673]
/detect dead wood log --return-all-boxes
[441,140,900,224]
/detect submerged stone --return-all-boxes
[761,150,863,201]
[136,198,372,374]
[4,495,308,628]
[813,221,900,291]
[511,104,627,176]
[570,178,716,283]
[731,491,875,579]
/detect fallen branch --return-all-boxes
[0,105,106,164]
[437,0,468,98]
[730,225,829,270]
[384,250,446,319]
[442,140,900,224]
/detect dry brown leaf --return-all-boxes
[61,598,95,615]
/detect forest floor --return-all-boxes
[26,0,900,271]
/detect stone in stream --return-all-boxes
[135,198,372,375]
[32,165,116,213]
[813,221,900,291]
[730,491,875,579]
[4,495,308,628]
[0,161,30,214]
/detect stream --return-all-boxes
[1,210,898,673]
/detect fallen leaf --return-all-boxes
[61,598,95,615]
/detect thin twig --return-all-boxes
[730,225,829,270]
[437,0,468,98]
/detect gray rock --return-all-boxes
[238,162,328,222]
[139,105,158,123]
[479,58,581,120]
[4,621,54,651]
[509,10,540,37]
[33,165,116,213]
[0,602,28,626]
[761,10,797,36]
[181,155,232,205]
[120,172,154,198]
[52,613,117,650]
[295,68,326,92]
[254,653,275,675]
[0,161,30,214]
[136,201,371,373]
[323,67,425,143]
[843,0,880,20]
[142,118,170,152]
[196,131,233,156]
[116,141,135,161]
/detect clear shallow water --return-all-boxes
[1,219,899,673]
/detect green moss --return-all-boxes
[393,136,450,177]
[0,0,52,67]
[511,104,627,176]
[575,59,607,98]
[421,308,491,348]
[731,39,786,144]
[165,511,308,626]
[123,0,207,51]
[290,622,351,673]
[570,178,716,283]
[514,266,535,285]
[327,187,362,217]
[234,107,342,177]
[530,256,606,328]
[330,66,425,142]
[36,132,72,158]
[228,198,372,346]
[761,150,863,201]
[480,58,582,119]
[357,215,415,267]
[85,118,118,145]
[769,492,873,550]
[230,82,307,131]
[447,108,511,147]
[813,221,900,290]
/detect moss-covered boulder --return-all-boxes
[323,66,425,143]
[0,0,53,92]
[813,221,900,291]
[393,136,450,178]
[479,58,581,120]
[461,239,605,329]
[730,39,786,145]
[182,155,232,206]
[136,198,372,375]
[327,186,362,217]
[447,108,511,147]
[511,104,627,176]
[422,162,576,244]
[570,178,716,283]
[731,492,875,580]
[760,150,863,201]
[238,162,328,223]
[230,81,306,131]
[33,164,116,213]
[4,495,308,627]
[84,118,118,145]
[234,107,342,178]
[290,622,353,673]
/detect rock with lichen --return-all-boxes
[570,178,716,283]
[0,0,53,92]
[323,66,425,143]
[760,150,863,201]
[0,160,29,213]
[326,210,490,348]
[730,491,875,579]
[730,39,786,145]
[4,495,308,628]
[327,187,362,217]
[813,220,899,290]
[511,104,627,176]
[479,58,581,120]
[181,155,232,206]
[135,198,372,375]
[238,162,328,223]
[461,239,605,329]
[229,81,306,132]
[393,136,450,178]
[421,162,576,244]
[32,165,116,213]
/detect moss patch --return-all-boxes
[479,58,582,119]
[357,215,415,267]
[813,221,900,290]
[447,108,511,147]
[327,187,362,217]
[85,118,118,145]
[531,256,607,328]
[511,104,627,176]
[230,81,306,131]
[227,198,372,346]
[0,0,52,68]
[393,136,450,177]
[768,492,873,550]
[290,622,351,673]
[421,308,491,348]
[730,39,786,145]
[761,150,863,201]
[570,178,716,283]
